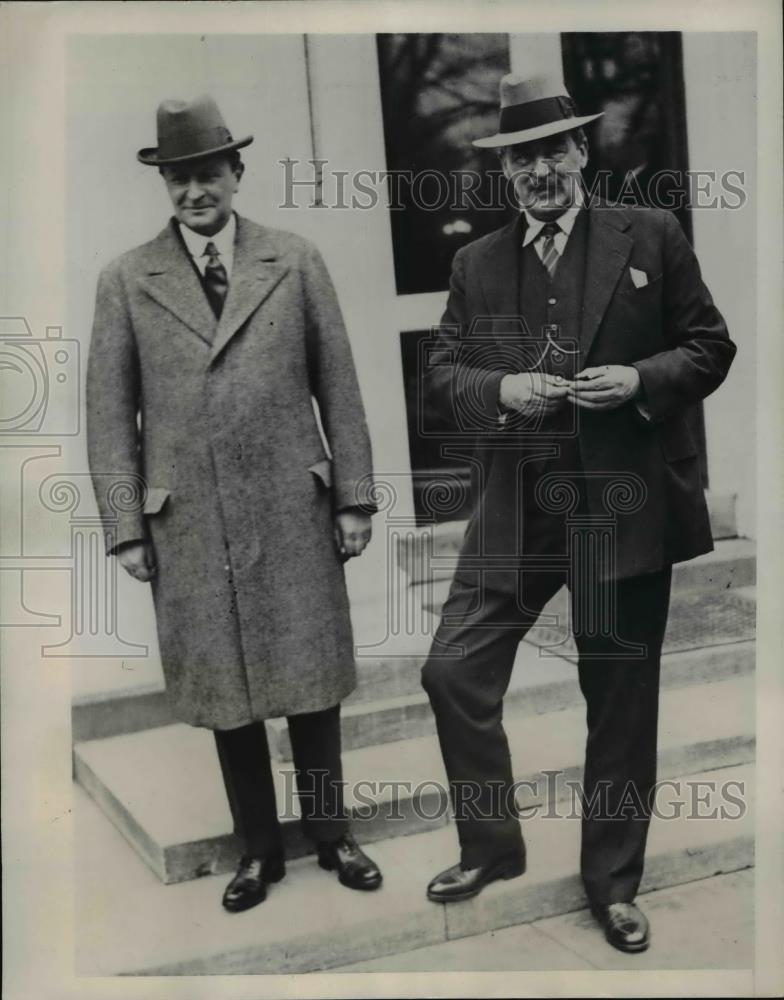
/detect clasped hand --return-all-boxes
[499,365,641,416]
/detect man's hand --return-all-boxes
[117,541,157,582]
[568,365,641,411]
[498,372,570,418]
[334,510,372,560]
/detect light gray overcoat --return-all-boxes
[86,215,375,729]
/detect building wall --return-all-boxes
[67,31,756,702]
[682,33,756,539]
[305,31,757,547]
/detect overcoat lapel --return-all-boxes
[137,222,217,345]
[580,205,633,361]
[209,216,289,365]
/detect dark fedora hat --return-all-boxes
[473,71,602,149]
[137,94,253,166]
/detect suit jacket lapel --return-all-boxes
[137,221,217,346]
[580,204,633,361]
[477,216,522,328]
[209,216,289,365]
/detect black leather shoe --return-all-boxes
[222,852,286,912]
[426,853,526,903]
[317,833,382,890]
[591,901,650,953]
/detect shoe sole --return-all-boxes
[604,934,650,954]
[426,857,526,903]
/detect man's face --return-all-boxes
[501,131,588,220]
[161,155,243,236]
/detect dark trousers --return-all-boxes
[421,564,672,904]
[213,704,349,857]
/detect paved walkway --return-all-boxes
[74,777,753,976]
[334,868,754,972]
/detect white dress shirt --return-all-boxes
[521,186,585,261]
[178,212,236,279]
[517,189,649,418]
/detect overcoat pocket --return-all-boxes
[307,458,333,489]
[143,487,171,515]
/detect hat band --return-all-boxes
[158,125,234,160]
[498,95,578,138]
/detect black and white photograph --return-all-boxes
[1,1,782,997]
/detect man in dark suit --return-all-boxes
[420,73,736,952]
[87,96,382,913]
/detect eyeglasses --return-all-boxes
[503,144,572,169]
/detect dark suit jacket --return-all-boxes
[424,202,737,584]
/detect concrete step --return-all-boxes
[73,672,754,885]
[415,539,757,617]
[272,642,754,762]
[397,491,739,585]
[74,762,754,975]
[266,584,755,759]
[71,553,755,745]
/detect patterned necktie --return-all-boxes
[202,241,229,318]
[539,222,561,279]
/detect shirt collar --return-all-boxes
[521,187,584,247]
[178,211,236,263]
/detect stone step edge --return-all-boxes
[73,671,755,884]
[123,763,754,975]
[75,730,755,889]
[71,616,756,744]
[266,640,755,761]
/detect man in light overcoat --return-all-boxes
[87,95,382,912]
[420,72,736,952]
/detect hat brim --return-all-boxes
[137,134,254,166]
[472,113,602,149]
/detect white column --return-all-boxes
[509,33,563,75]
[303,34,417,615]
[682,33,757,539]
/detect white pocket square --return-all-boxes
[630,267,649,289]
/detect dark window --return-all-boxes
[377,33,512,295]
[562,31,692,239]
[392,33,706,515]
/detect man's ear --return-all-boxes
[575,135,589,170]
[234,162,245,186]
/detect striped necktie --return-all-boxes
[539,222,561,279]
[202,241,229,318]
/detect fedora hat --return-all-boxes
[137,95,253,166]
[473,72,602,149]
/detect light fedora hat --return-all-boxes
[137,94,253,166]
[473,71,602,149]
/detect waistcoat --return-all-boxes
[515,210,590,550]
